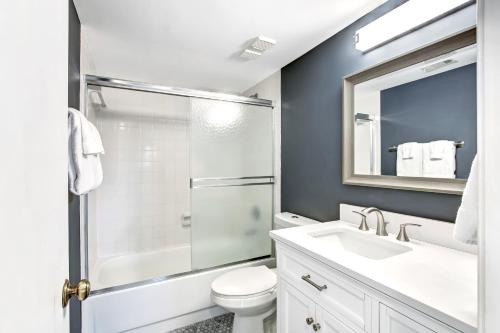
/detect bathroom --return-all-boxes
[2,0,500,332]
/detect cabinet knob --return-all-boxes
[313,323,321,331]
[306,317,314,325]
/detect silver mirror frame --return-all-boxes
[342,28,476,195]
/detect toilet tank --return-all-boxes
[273,212,318,230]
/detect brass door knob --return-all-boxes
[306,317,314,325]
[62,279,91,308]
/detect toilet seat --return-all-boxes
[211,266,278,333]
[211,266,277,297]
[212,285,277,300]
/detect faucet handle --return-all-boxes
[352,211,369,231]
[396,223,422,242]
[352,210,367,217]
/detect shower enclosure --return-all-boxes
[81,75,274,293]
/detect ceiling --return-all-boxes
[74,0,387,94]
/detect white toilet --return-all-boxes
[211,213,318,333]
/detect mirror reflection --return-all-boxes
[353,45,477,179]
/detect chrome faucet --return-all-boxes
[362,207,389,236]
[352,211,369,231]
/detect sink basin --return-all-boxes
[309,229,412,260]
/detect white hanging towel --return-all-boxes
[396,142,422,177]
[454,156,478,244]
[422,141,456,178]
[68,108,105,195]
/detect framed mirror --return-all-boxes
[343,28,476,195]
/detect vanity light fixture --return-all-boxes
[421,58,458,73]
[354,0,474,52]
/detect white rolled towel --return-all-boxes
[453,156,478,245]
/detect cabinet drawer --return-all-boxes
[277,246,370,332]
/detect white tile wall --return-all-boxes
[88,91,191,261]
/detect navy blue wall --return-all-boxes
[281,0,469,223]
[380,64,477,178]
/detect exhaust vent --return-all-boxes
[251,36,276,52]
[239,36,277,60]
[240,49,262,60]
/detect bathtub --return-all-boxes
[83,255,274,332]
[93,244,192,290]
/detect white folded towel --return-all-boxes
[400,142,418,159]
[454,156,478,244]
[396,143,422,177]
[80,115,105,155]
[429,140,454,160]
[422,141,456,178]
[68,108,104,195]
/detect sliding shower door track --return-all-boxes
[85,75,274,107]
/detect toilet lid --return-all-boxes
[211,266,277,296]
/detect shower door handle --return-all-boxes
[62,279,91,308]
[182,212,191,226]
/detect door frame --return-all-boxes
[477,0,500,331]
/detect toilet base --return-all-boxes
[232,306,276,333]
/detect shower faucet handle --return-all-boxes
[352,211,369,231]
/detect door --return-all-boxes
[279,281,316,333]
[316,307,356,333]
[379,304,433,333]
[0,0,69,332]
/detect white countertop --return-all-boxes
[270,221,477,332]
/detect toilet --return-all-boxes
[211,213,318,333]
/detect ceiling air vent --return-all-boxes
[240,49,262,60]
[239,36,276,60]
[251,36,276,52]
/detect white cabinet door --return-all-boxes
[279,281,316,333]
[380,304,434,333]
[316,307,356,333]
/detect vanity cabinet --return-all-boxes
[379,304,434,333]
[378,303,461,333]
[276,244,466,333]
[280,281,354,333]
[279,281,316,332]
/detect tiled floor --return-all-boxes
[169,313,234,333]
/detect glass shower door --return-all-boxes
[85,85,192,290]
[190,98,274,270]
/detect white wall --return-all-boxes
[244,70,282,214]
[0,0,69,332]
[478,0,500,331]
